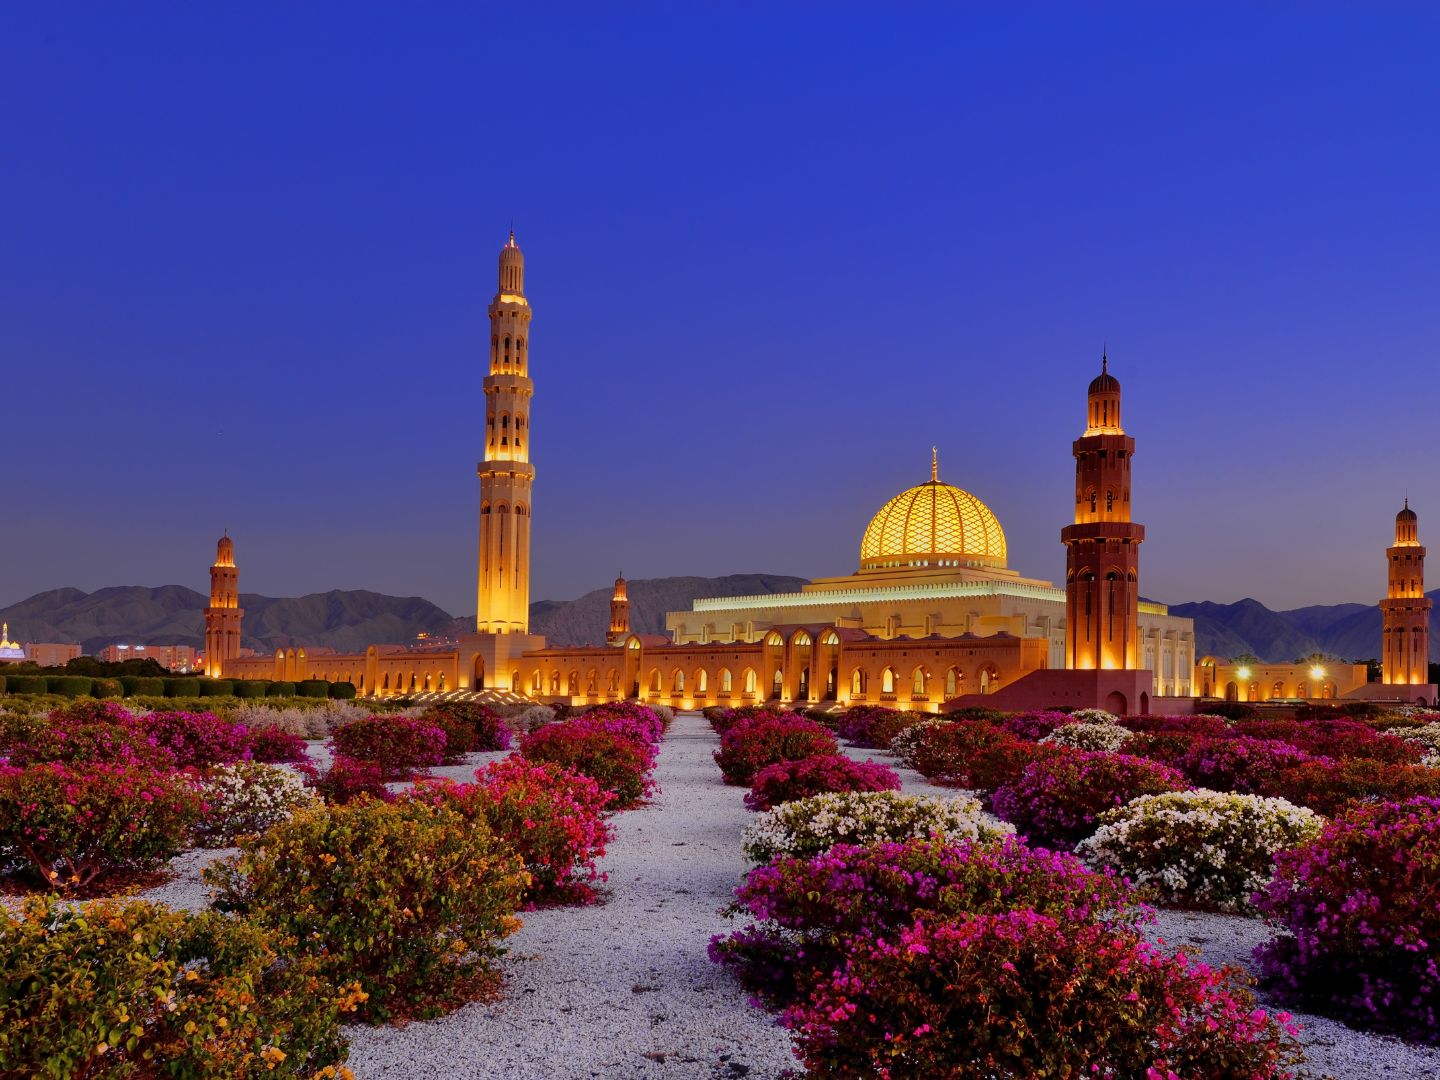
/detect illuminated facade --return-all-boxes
[1194,656,1367,703]
[1382,500,1431,687]
[97,643,197,671]
[203,533,242,678]
[607,576,630,645]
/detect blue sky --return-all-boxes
[3,3,1437,614]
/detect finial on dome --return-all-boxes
[931,446,938,483]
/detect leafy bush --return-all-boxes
[91,678,122,699]
[891,719,1057,790]
[706,705,798,737]
[744,753,901,811]
[1040,721,1134,752]
[267,680,298,697]
[199,679,235,697]
[1079,790,1323,912]
[992,751,1189,849]
[297,680,329,698]
[1259,757,1440,816]
[310,755,393,805]
[520,724,652,809]
[5,676,48,695]
[412,757,615,905]
[2,701,174,770]
[206,797,528,1024]
[193,762,318,847]
[1119,713,1231,736]
[139,709,252,769]
[246,724,310,764]
[997,709,1072,740]
[711,836,1140,1006]
[1174,736,1314,794]
[331,714,445,780]
[572,702,666,751]
[45,676,93,698]
[0,896,357,1078]
[1231,717,1423,764]
[1255,797,1440,1042]
[328,681,357,700]
[165,678,202,698]
[0,763,203,890]
[233,679,269,698]
[419,702,513,761]
[1397,721,1440,763]
[786,912,1304,1079]
[1206,701,1260,721]
[714,715,840,786]
[741,790,1011,864]
[834,706,925,749]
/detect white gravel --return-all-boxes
[344,712,799,1079]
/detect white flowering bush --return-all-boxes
[888,719,951,769]
[1077,789,1324,913]
[741,790,1013,864]
[1397,722,1440,760]
[1040,722,1134,752]
[231,700,418,739]
[192,762,318,847]
[1069,708,1121,725]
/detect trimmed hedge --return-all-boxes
[232,679,269,698]
[130,676,165,697]
[6,676,48,695]
[45,676,92,698]
[198,679,234,697]
[0,675,6,694]
[298,680,330,698]
[329,681,357,700]
[267,680,298,697]
[165,678,201,698]
[91,678,122,699]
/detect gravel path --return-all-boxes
[344,712,799,1079]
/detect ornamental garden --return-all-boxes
[3,691,1440,1077]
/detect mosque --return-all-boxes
[209,233,1435,711]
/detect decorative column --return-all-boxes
[1382,500,1431,686]
[204,533,243,677]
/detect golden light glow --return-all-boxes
[1237,666,1252,681]
[861,478,1007,567]
[1309,665,1325,680]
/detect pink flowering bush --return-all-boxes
[1175,736,1315,794]
[1259,757,1440,816]
[138,710,252,769]
[998,709,1072,741]
[412,758,615,905]
[310,754,394,804]
[1119,713,1232,737]
[244,724,311,765]
[896,720,1059,790]
[418,702,513,761]
[0,762,204,890]
[992,751,1189,849]
[835,706,925,749]
[1232,718,1424,764]
[520,724,653,809]
[3,701,173,770]
[1255,797,1440,1041]
[577,702,667,745]
[710,836,1141,1006]
[331,714,446,780]
[786,912,1304,1079]
[744,754,901,811]
[705,706,798,737]
[714,715,839,786]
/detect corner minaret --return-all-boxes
[476,231,535,634]
[1061,353,1145,670]
[1382,500,1431,686]
[204,532,243,677]
[607,574,631,646]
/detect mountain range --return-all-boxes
[1,577,1430,663]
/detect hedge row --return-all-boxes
[0,674,355,700]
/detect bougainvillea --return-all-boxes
[330,714,446,780]
[713,715,839,786]
[785,912,1304,1079]
[207,797,528,1024]
[520,724,653,809]
[891,720,1059,790]
[1174,736,1314,795]
[741,790,1011,864]
[412,758,615,905]
[1254,796,1440,1042]
[706,706,799,737]
[997,709,1072,741]
[245,724,311,765]
[992,751,1189,849]
[1258,757,1440,816]
[743,753,901,811]
[0,762,204,890]
[192,761,318,847]
[711,836,1141,1006]
[1078,790,1323,913]
[137,710,252,769]
[1119,713,1232,737]
[418,702,513,761]
[1040,721,1134,752]
[3,702,173,770]
[834,706,926,749]
[573,702,666,748]
[0,896,358,1078]
[310,754,395,805]
[1231,718,1423,765]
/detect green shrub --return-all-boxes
[198,679,234,697]
[298,680,330,699]
[0,896,356,1077]
[267,680,298,697]
[91,678,122,699]
[233,679,269,698]
[5,676,48,696]
[207,798,528,1023]
[126,676,165,697]
[165,678,201,698]
[328,681,357,700]
[0,675,6,695]
[45,676,92,698]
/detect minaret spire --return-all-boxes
[931,446,938,483]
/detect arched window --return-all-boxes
[771,670,783,699]
[945,667,961,696]
[649,669,662,693]
[1106,490,1114,512]
[881,668,896,694]
[1089,491,1098,513]
[719,668,733,692]
[672,669,686,693]
[851,668,867,696]
[743,668,757,694]
[696,669,708,693]
[912,667,928,695]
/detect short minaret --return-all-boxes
[476,231,536,634]
[203,532,243,677]
[607,575,631,645]
[1382,500,1431,686]
[1061,353,1145,670]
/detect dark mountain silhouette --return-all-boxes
[1170,593,1439,663]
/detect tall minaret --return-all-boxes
[204,533,243,677]
[1382,500,1431,686]
[1061,353,1145,670]
[476,231,535,634]
[607,575,630,646]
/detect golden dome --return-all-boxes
[860,455,1007,570]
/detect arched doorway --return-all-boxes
[1105,690,1128,714]
[472,655,485,691]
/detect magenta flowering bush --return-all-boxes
[1255,797,1440,1042]
[714,715,839,786]
[417,702,513,760]
[138,710,252,769]
[710,836,1141,1006]
[1232,718,1424,765]
[520,724,653,809]
[577,702,666,745]
[309,754,395,804]
[992,751,1189,849]
[834,706,924,749]
[785,911,1304,1079]
[0,762,204,890]
[330,714,446,780]
[1174,736,1314,795]
[244,724,311,765]
[705,706,798,737]
[894,720,1059,790]
[998,710,1072,741]
[3,702,174,770]
[744,754,901,811]
[1119,713,1232,737]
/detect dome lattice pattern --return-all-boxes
[860,482,1007,567]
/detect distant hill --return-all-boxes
[1170,593,1440,663]
[0,574,810,656]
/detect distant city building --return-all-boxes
[0,624,25,662]
[95,643,198,672]
[0,625,80,666]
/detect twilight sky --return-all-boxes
[3,3,1438,616]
